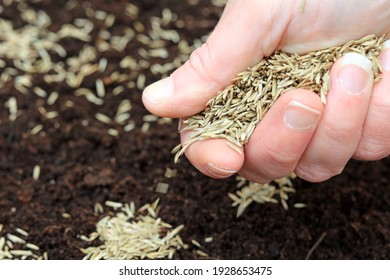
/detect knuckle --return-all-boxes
[187,43,223,87]
[295,163,343,183]
[355,138,389,161]
[263,146,298,170]
[322,119,360,144]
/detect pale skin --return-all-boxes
[143,0,390,183]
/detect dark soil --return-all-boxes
[0,0,389,260]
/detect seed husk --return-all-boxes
[80,200,186,260]
[174,35,384,161]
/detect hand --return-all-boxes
[142,0,390,183]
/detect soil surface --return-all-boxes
[0,0,389,260]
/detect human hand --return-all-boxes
[142,0,390,183]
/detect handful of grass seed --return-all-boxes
[173,35,384,161]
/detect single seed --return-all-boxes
[96,79,105,98]
[196,250,209,257]
[155,182,169,194]
[15,228,29,237]
[141,123,150,133]
[95,113,111,124]
[62,213,71,219]
[204,237,213,243]
[124,122,135,132]
[33,87,47,97]
[142,114,159,122]
[26,243,40,251]
[10,250,33,256]
[191,240,201,248]
[107,128,119,137]
[293,203,307,209]
[7,234,26,244]
[30,124,43,135]
[105,200,123,209]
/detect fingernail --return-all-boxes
[205,163,237,178]
[380,40,390,71]
[143,77,174,104]
[284,101,321,130]
[338,52,373,95]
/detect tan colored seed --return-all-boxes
[33,165,40,180]
[105,200,123,209]
[15,228,29,237]
[196,250,209,257]
[191,240,201,248]
[204,237,213,243]
[10,250,33,256]
[155,182,169,194]
[26,243,40,251]
[107,128,119,137]
[95,113,111,124]
[62,213,71,219]
[7,234,26,244]
[30,124,44,135]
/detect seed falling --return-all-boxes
[229,174,297,217]
[155,182,169,194]
[173,35,384,162]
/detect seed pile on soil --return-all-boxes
[0,0,389,260]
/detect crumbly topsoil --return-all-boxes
[0,0,389,260]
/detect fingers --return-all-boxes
[180,127,245,179]
[295,53,374,182]
[354,40,390,160]
[239,90,323,183]
[142,0,292,118]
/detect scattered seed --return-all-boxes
[32,165,40,180]
[124,122,136,132]
[115,113,130,124]
[113,85,125,95]
[33,87,47,97]
[136,74,146,89]
[7,233,26,244]
[294,203,307,209]
[155,182,169,194]
[26,243,40,251]
[191,239,201,248]
[105,14,115,28]
[105,200,123,210]
[142,114,159,122]
[15,228,29,237]
[96,79,105,98]
[61,213,71,219]
[10,250,33,256]
[141,122,150,133]
[94,202,104,215]
[0,237,5,250]
[5,97,17,121]
[95,113,111,124]
[98,58,108,73]
[204,237,213,243]
[107,128,119,137]
[196,250,209,257]
[30,124,43,135]
[164,168,177,178]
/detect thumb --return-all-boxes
[142,0,292,118]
